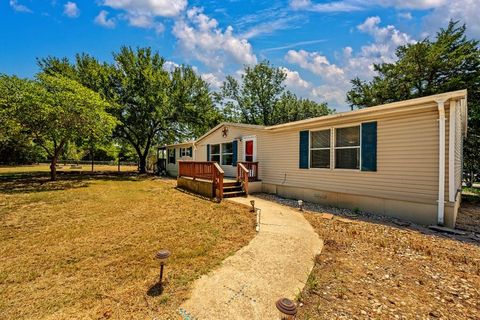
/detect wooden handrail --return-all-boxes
[237,161,258,182]
[237,163,249,194]
[213,162,224,199]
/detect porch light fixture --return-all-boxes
[276,298,297,319]
[298,200,304,211]
[155,249,171,284]
[250,200,256,212]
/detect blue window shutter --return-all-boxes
[299,130,309,169]
[207,144,210,161]
[188,146,192,157]
[173,148,176,164]
[232,140,238,166]
[361,122,377,171]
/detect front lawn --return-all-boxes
[0,168,255,319]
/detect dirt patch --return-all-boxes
[457,202,480,234]
[255,194,480,320]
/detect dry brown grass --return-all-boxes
[0,163,138,175]
[0,168,255,319]
[297,212,480,319]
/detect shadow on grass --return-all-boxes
[147,282,164,297]
[0,171,153,195]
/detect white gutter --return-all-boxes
[437,100,446,225]
[448,100,456,202]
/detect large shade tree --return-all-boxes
[0,73,117,180]
[38,47,220,173]
[347,21,480,184]
[216,61,332,125]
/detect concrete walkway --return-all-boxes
[179,196,323,319]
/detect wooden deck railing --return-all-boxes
[178,161,224,199]
[237,163,249,194]
[237,162,259,182]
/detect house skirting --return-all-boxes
[261,183,460,228]
[178,177,214,198]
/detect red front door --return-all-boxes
[245,140,254,162]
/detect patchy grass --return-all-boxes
[0,169,255,319]
[298,212,480,319]
[463,186,480,204]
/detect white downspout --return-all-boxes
[437,100,446,225]
[448,100,456,202]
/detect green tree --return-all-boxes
[39,48,220,174]
[347,21,480,183]
[217,61,286,125]
[274,91,333,123]
[217,61,332,125]
[5,73,116,180]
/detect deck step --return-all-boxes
[223,191,246,198]
[223,181,240,187]
[223,185,243,192]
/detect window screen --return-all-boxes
[335,126,360,169]
[310,129,330,168]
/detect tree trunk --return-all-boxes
[50,157,58,181]
[139,156,147,174]
[91,149,94,172]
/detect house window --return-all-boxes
[210,144,220,162]
[168,148,175,164]
[221,142,233,165]
[180,147,192,157]
[335,126,360,169]
[310,129,330,168]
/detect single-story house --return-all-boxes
[164,90,468,228]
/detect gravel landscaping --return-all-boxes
[255,193,480,320]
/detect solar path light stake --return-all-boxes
[276,298,297,319]
[250,200,256,212]
[298,200,304,211]
[155,249,171,285]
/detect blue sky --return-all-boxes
[1,0,478,111]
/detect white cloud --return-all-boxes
[285,50,345,80]
[281,67,311,90]
[235,5,303,39]
[289,0,362,12]
[102,0,187,17]
[63,2,80,18]
[423,0,480,38]
[121,12,165,33]
[280,67,346,106]
[239,17,299,39]
[284,16,415,109]
[9,0,32,13]
[95,10,116,28]
[101,0,186,33]
[201,73,223,89]
[397,12,413,20]
[289,0,447,12]
[172,7,257,71]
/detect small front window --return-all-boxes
[221,142,233,165]
[168,148,175,164]
[335,126,360,169]
[210,144,220,163]
[180,147,192,158]
[310,129,331,168]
